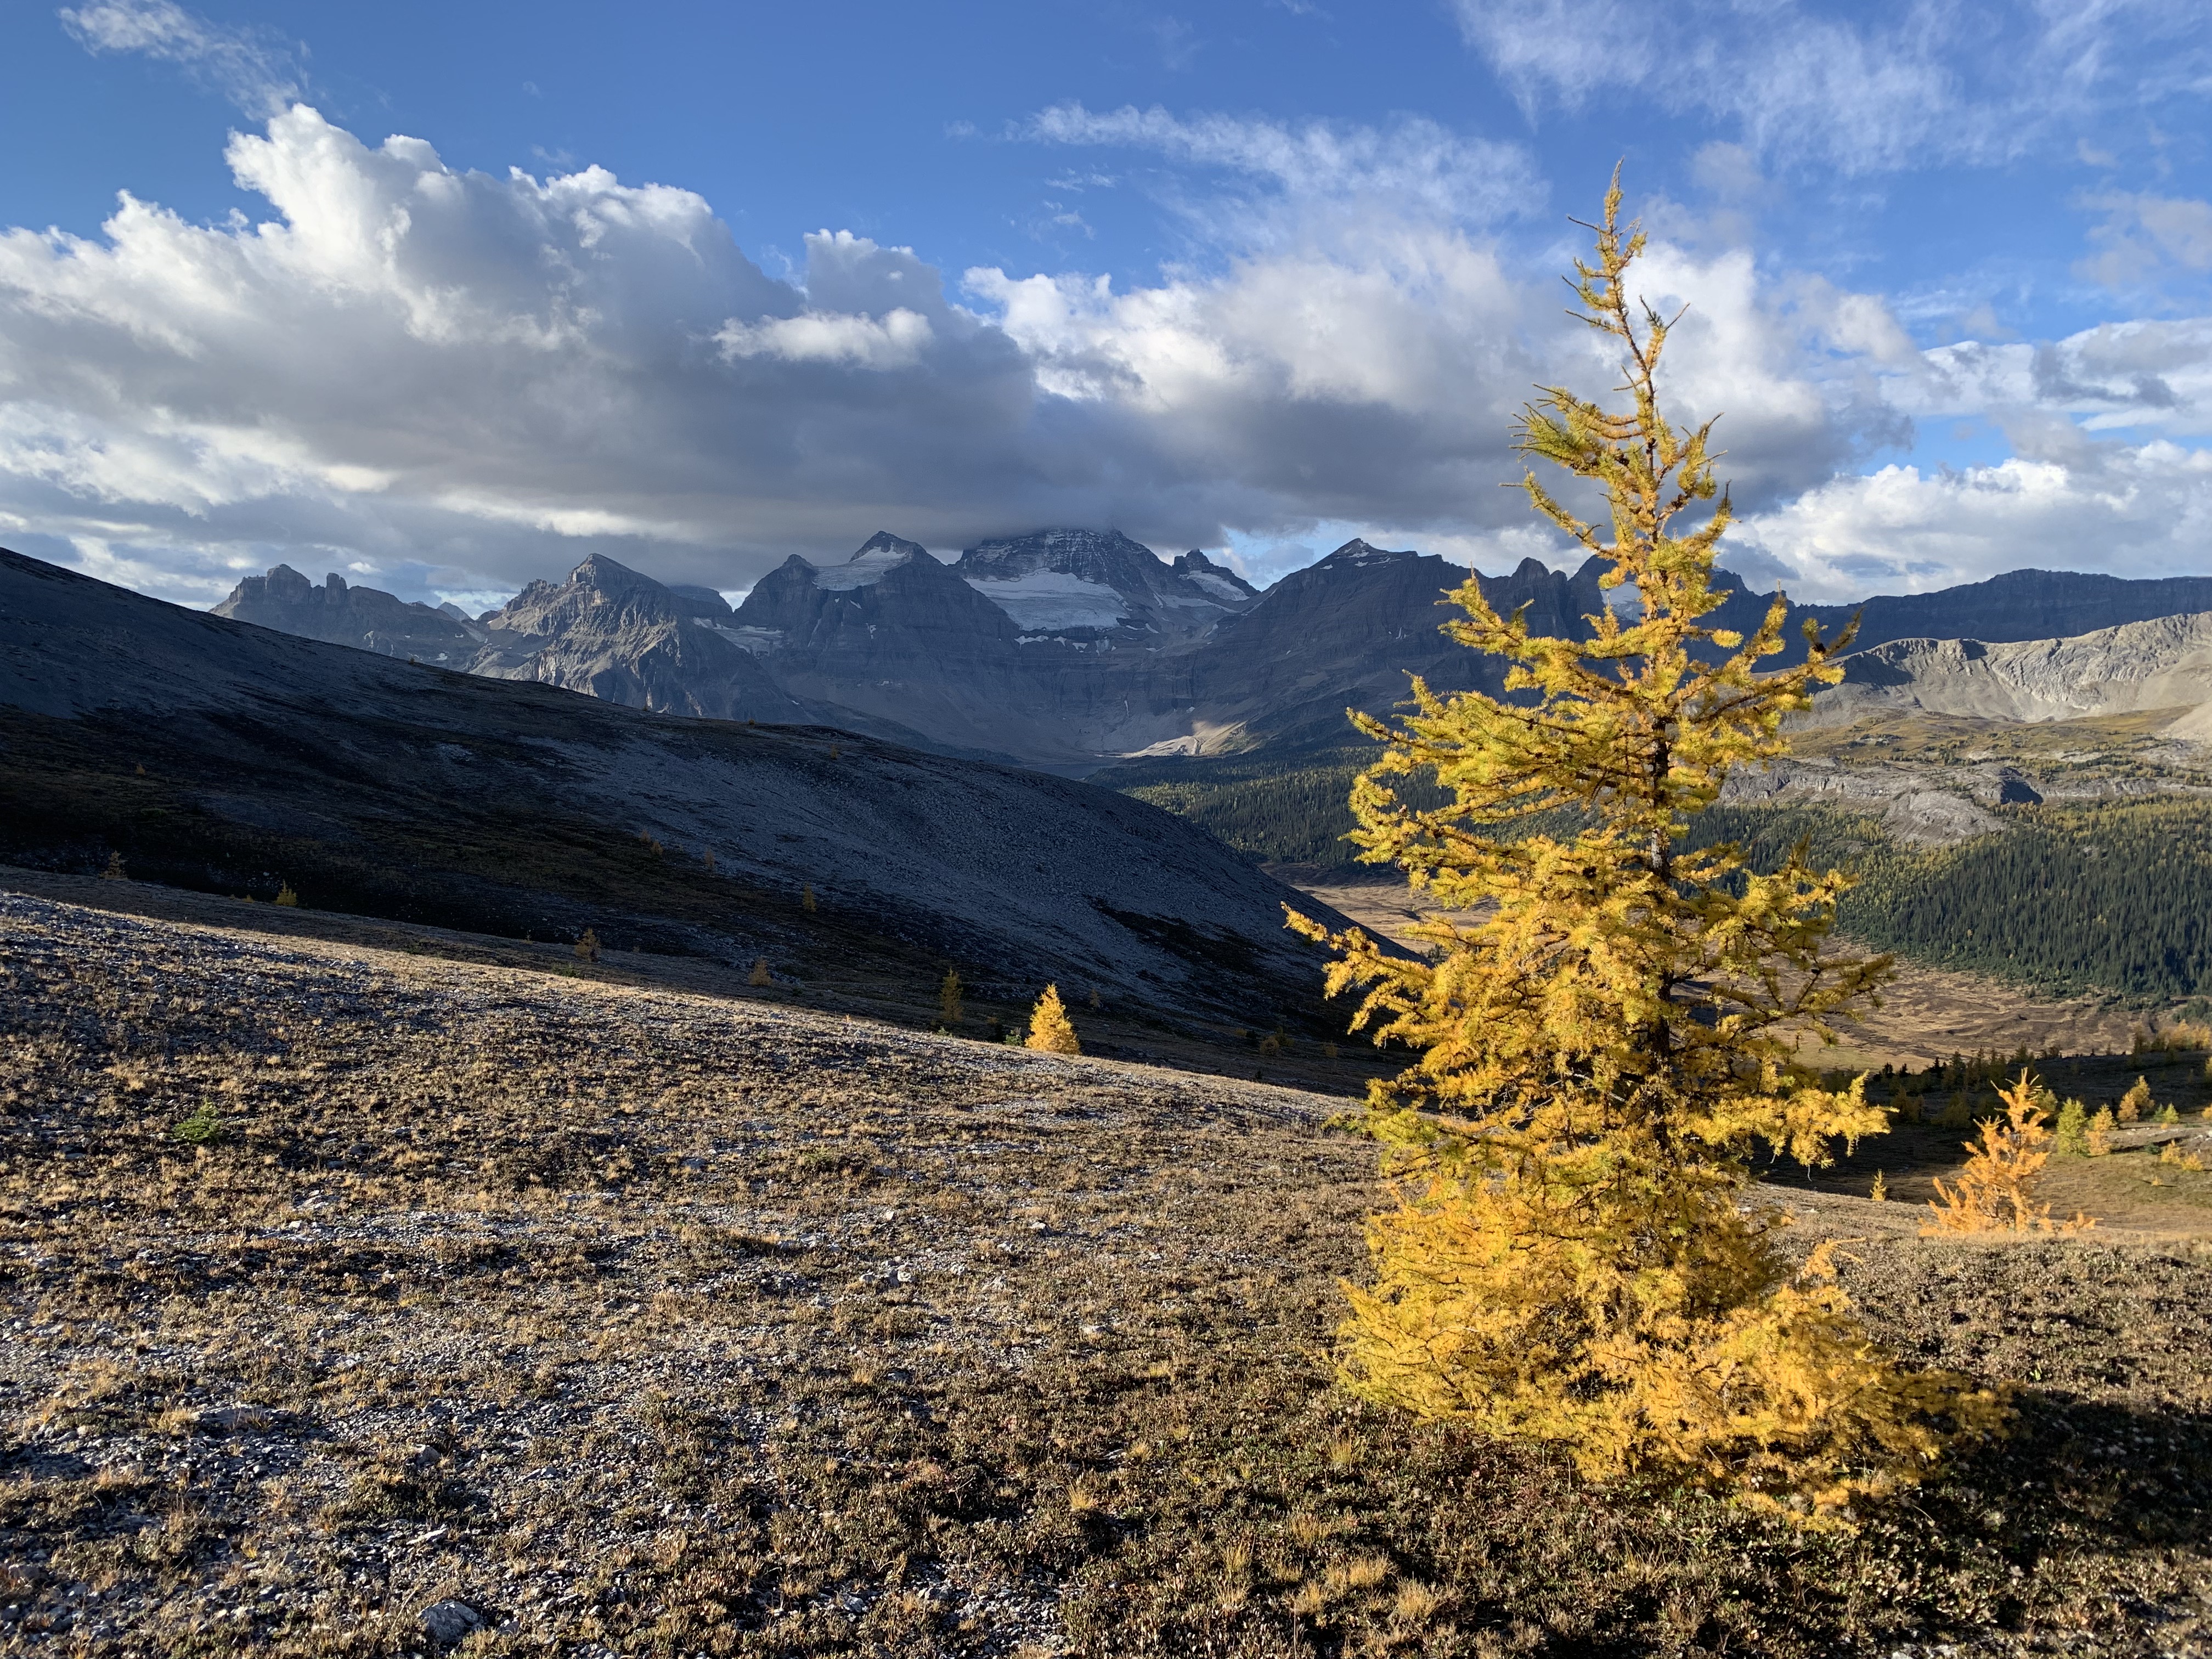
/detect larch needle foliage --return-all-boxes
[1025,985,1080,1055]
[1923,1071,2094,1237]
[1288,174,2005,1525]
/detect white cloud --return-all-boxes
[8,96,2198,612]
[0,107,1037,600]
[1024,103,1538,228]
[1889,316,2212,437]
[2077,191,2212,294]
[1450,0,2209,177]
[60,0,306,117]
[1733,441,2212,600]
[716,306,934,368]
[0,102,1917,607]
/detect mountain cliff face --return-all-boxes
[470,552,804,723]
[1807,611,2212,728]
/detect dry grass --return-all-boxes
[4,891,2212,1656]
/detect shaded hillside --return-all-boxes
[0,548,1353,1031]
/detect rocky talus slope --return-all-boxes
[1811,611,2212,729]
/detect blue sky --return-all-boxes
[1,0,2208,611]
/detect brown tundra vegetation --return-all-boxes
[4,883,2212,1657]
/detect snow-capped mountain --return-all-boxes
[2,545,1357,1017]
[953,528,1259,644]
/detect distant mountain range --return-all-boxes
[211,528,2212,773]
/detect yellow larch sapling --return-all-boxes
[1025,985,1080,1054]
[2118,1076,2151,1124]
[1923,1071,2094,1236]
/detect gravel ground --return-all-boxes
[4,891,2211,1658]
[0,891,1362,1656]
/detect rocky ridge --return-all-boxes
[1810,611,2212,732]
[211,564,484,664]
[213,533,1602,771]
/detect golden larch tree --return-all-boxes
[1025,985,1080,1054]
[1923,1071,2092,1236]
[2118,1076,2151,1123]
[939,968,964,1027]
[1289,173,2004,1523]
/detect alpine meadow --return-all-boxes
[8,7,2212,1654]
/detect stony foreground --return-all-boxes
[2,891,2210,1658]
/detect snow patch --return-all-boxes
[697,620,784,654]
[813,545,913,591]
[1182,571,1249,605]
[1333,547,1406,568]
[967,571,1129,632]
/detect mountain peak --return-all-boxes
[1171,549,1260,606]
[957,527,1159,584]
[210,561,481,661]
[815,533,929,591]
[855,531,929,558]
[1316,539,1420,568]
[481,550,682,639]
[566,551,662,591]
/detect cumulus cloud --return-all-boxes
[1451,0,2209,176]
[0,107,1045,602]
[0,99,1925,607]
[1889,317,2212,437]
[1734,441,2212,600]
[1709,300,2212,599]
[715,307,934,368]
[60,0,306,117]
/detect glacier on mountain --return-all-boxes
[963,569,1130,632]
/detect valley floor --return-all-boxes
[3,893,2211,1656]
[1277,867,2168,1070]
